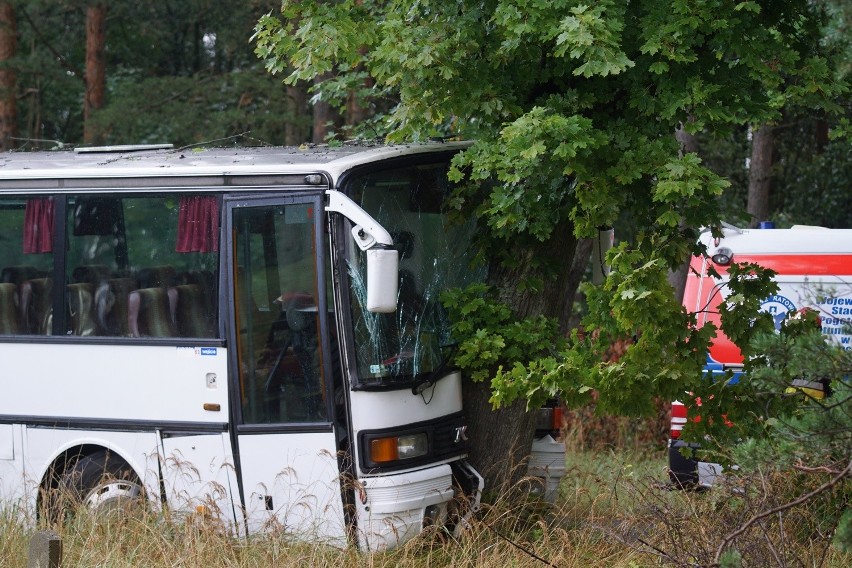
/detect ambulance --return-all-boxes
[668,223,852,488]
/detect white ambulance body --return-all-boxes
[669,224,852,487]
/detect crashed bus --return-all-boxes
[0,142,485,549]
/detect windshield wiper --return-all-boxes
[411,343,458,395]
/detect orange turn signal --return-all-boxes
[370,437,399,463]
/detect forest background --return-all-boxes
[0,0,848,232]
[0,1,850,565]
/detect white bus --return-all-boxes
[0,142,483,550]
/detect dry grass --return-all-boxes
[2,448,849,567]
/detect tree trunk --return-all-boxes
[747,124,774,228]
[562,238,593,329]
[345,63,372,131]
[312,73,340,143]
[0,2,17,151]
[668,124,701,302]
[285,82,309,145]
[490,228,580,329]
[83,3,107,146]
[463,380,539,495]
[346,90,367,127]
[465,219,586,493]
[814,118,829,155]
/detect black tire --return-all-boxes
[56,450,144,517]
[668,442,700,489]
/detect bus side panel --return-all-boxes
[0,424,26,506]
[237,431,347,545]
[159,432,240,529]
[1,342,231,515]
[0,343,229,423]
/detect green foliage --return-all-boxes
[716,262,779,354]
[682,295,852,478]
[555,3,635,78]
[89,69,299,147]
[254,0,848,419]
[836,508,852,553]
[441,284,564,395]
[718,548,743,568]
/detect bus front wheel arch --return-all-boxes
[48,449,145,520]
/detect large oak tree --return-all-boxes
[254,0,847,488]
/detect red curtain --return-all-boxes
[23,197,55,254]
[176,195,219,253]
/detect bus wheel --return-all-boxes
[58,450,145,517]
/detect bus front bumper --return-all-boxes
[356,460,482,550]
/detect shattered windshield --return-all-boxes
[343,159,479,389]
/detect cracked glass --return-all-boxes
[343,160,480,389]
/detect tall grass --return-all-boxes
[2,449,849,567]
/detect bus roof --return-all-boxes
[0,141,471,189]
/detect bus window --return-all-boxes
[233,202,327,424]
[0,197,55,336]
[65,194,219,338]
[344,162,479,389]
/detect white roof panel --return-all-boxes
[0,141,471,187]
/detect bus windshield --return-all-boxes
[344,159,480,389]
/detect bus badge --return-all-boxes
[454,425,468,444]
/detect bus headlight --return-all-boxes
[370,433,428,463]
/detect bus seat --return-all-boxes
[1,265,41,286]
[96,277,135,336]
[67,282,99,336]
[127,287,178,338]
[20,277,53,335]
[0,283,21,334]
[71,264,111,284]
[179,269,215,288]
[171,284,214,338]
[136,265,177,289]
[179,269,216,310]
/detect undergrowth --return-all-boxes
[2,448,849,567]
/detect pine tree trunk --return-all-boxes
[814,118,829,155]
[345,65,372,130]
[312,73,340,143]
[83,3,107,146]
[284,83,309,145]
[0,2,17,151]
[747,124,774,228]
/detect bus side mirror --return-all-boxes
[324,191,399,313]
[366,248,399,313]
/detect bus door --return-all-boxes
[225,194,346,542]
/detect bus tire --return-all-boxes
[57,450,145,517]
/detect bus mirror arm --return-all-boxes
[325,191,393,251]
[325,191,399,313]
